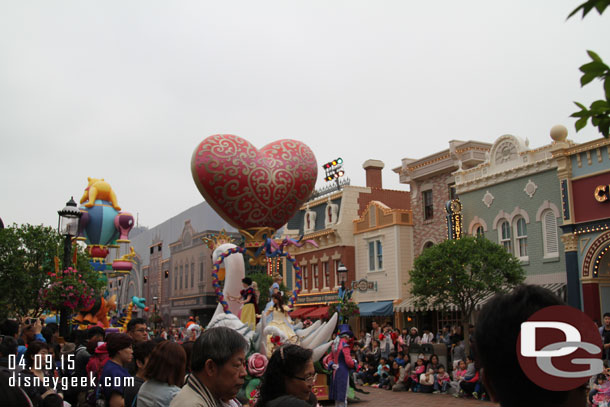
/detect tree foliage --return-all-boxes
[410,236,525,325]
[569,1,610,138]
[248,272,289,310]
[0,223,104,320]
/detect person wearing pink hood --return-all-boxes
[87,342,109,381]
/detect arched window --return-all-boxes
[500,220,512,253]
[514,217,528,259]
[472,224,484,238]
[542,210,559,258]
[423,241,434,250]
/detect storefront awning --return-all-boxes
[394,283,567,313]
[306,306,329,320]
[290,307,316,319]
[358,300,394,316]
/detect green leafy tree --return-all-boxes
[568,0,610,138]
[0,223,104,321]
[409,236,525,354]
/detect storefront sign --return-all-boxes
[352,278,377,293]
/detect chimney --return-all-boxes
[363,159,384,189]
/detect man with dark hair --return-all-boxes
[475,284,587,407]
[127,318,148,342]
[600,312,610,361]
[171,326,248,407]
[0,319,20,338]
[98,333,133,407]
[0,335,18,368]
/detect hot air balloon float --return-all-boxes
[71,177,138,329]
[192,135,339,403]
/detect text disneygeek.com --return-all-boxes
[8,373,135,392]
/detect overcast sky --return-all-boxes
[1,1,609,229]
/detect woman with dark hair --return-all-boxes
[18,341,56,405]
[238,277,258,330]
[136,341,186,406]
[256,345,317,407]
[181,340,194,375]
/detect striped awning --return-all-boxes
[394,283,567,313]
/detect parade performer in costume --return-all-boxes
[327,324,357,407]
[263,273,284,323]
[238,277,258,330]
[264,292,297,356]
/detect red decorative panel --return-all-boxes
[572,173,610,223]
[582,282,601,324]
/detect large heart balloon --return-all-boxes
[191,135,318,230]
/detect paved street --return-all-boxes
[324,387,500,407]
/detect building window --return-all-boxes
[423,190,433,220]
[150,247,154,254]
[369,239,383,271]
[174,267,177,290]
[333,260,340,288]
[191,263,195,288]
[514,217,528,259]
[179,265,183,289]
[200,263,204,282]
[323,262,330,288]
[313,264,319,289]
[475,225,484,238]
[542,210,559,257]
[500,220,512,253]
[302,266,308,290]
[448,184,457,200]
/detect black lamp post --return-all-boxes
[57,197,82,339]
[337,262,348,285]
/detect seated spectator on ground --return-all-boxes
[355,362,376,386]
[409,356,426,392]
[137,341,186,407]
[391,358,412,392]
[364,340,380,366]
[475,284,588,407]
[433,364,450,394]
[394,351,407,367]
[426,354,440,374]
[449,359,468,394]
[419,368,435,393]
[373,357,390,389]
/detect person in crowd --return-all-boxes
[451,338,466,369]
[436,325,452,347]
[450,325,464,345]
[364,339,380,366]
[456,364,485,400]
[171,326,248,407]
[127,318,149,343]
[394,351,407,368]
[87,342,109,382]
[409,356,426,392]
[137,341,187,406]
[379,326,394,360]
[181,341,194,375]
[420,327,434,344]
[0,334,18,368]
[475,284,588,406]
[433,364,451,393]
[256,344,318,407]
[123,340,155,407]
[419,368,435,393]
[426,354,440,374]
[0,318,20,339]
[18,341,58,405]
[391,357,411,392]
[355,362,376,386]
[372,357,390,389]
[590,372,610,406]
[369,322,381,348]
[378,358,394,390]
[449,359,468,394]
[0,367,32,407]
[40,323,59,347]
[98,333,134,407]
[352,343,364,364]
[405,327,421,348]
[17,318,46,363]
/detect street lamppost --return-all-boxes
[337,262,348,286]
[57,196,82,339]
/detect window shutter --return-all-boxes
[544,211,558,255]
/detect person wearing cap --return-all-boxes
[327,324,357,407]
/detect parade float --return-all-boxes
[191,135,338,403]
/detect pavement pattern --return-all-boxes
[325,387,500,407]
